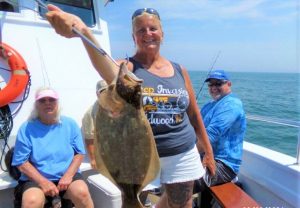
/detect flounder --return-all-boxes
[94,62,160,208]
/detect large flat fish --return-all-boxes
[94,62,160,208]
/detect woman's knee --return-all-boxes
[22,188,45,208]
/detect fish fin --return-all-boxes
[94,135,118,185]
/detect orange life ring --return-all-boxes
[0,43,29,107]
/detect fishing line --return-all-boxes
[195,51,221,101]
[35,38,51,87]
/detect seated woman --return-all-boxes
[12,87,94,208]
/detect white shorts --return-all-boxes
[143,145,204,190]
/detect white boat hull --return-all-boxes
[239,142,300,208]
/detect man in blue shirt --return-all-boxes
[194,70,246,194]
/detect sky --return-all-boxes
[99,0,299,73]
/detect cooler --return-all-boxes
[87,174,122,208]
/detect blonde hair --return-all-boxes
[28,87,61,122]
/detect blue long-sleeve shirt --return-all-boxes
[201,93,246,173]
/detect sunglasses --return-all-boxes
[132,8,160,20]
[38,98,57,104]
[208,81,227,88]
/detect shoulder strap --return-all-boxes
[128,57,141,73]
[171,61,184,79]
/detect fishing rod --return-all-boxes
[195,51,221,100]
[5,0,119,66]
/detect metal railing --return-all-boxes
[247,114,300,165]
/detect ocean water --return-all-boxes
[188,71,300,157]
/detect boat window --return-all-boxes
[49,0,92,9]
[40,0,95,27]
[0,0,19,12]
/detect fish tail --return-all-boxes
[122,197,144,208]
[119,183,143,208]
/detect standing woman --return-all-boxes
[46,5,215,208]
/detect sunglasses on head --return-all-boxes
[38,97,57,104]
[132,8,160,20]
[208,80,227,88]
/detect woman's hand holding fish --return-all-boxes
[46,4,118,83]
[46,4,90,39]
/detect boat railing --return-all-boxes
[246,114,300,165]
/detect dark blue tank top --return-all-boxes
[130,58,196,157]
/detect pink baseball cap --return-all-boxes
[35,88,59,101]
